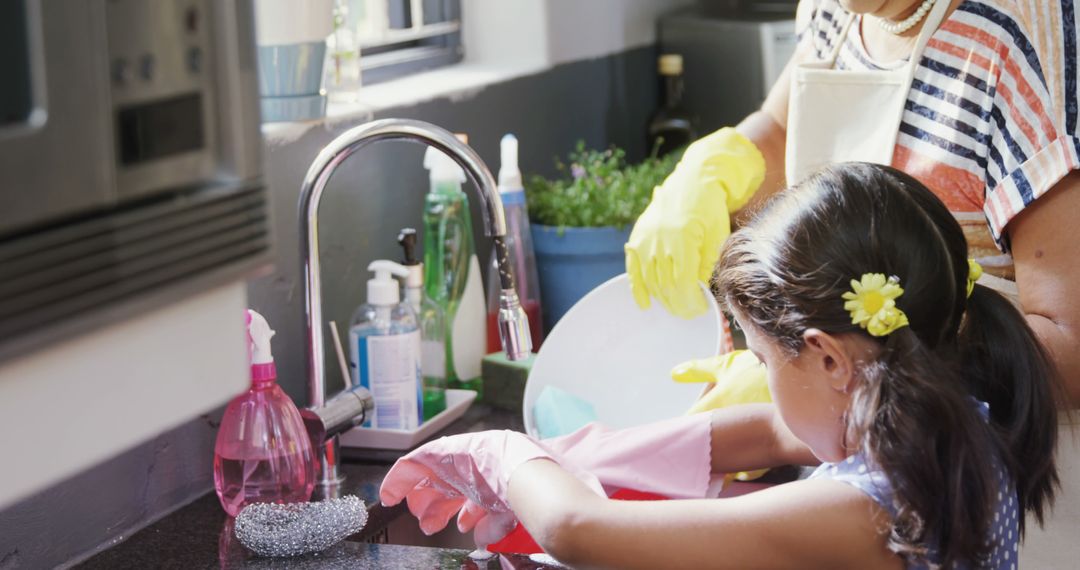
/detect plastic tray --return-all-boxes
[338,389,477,450]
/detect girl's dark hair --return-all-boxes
[715,163,1061,567]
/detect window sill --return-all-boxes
[261,59,548,145]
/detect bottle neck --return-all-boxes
[405,287,422,311]
[250,380,277,392]
[250,362,277,386]
[663,73,684,110]
[430,179,464,195]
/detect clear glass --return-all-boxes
[212,378,315,517]
[486,193,543,353]
[324,0,362,101]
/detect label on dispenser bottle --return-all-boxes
[350,329,423,430]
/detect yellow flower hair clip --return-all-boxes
[966,259,983,298]
[842,273,910,337]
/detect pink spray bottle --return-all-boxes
[213,310,315,517]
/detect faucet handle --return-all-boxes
[498,290,533,360]
[300,386,375,449]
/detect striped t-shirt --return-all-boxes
[797,0,1080,252]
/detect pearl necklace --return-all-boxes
[877,0,937,35]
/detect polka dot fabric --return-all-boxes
[809,403,1019,569]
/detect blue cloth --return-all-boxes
[533,385,598,439]
[809,403,1020,569]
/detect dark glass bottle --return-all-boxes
[647,54,696,156]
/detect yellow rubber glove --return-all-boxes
[673,350,771,415]
[673,350,772,482]
[625,128,766,318]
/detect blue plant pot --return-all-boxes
[531,224,632,332]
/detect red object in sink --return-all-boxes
[487,489,668,555]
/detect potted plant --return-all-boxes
[526,142,681,331]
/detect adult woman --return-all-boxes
[624,0,1079,564]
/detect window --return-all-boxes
[351,0,463,85]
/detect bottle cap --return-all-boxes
[423,148,467,184]
[498,134,523,190]
[367,260,409,305]
[658,54,683,76]
[423,133,469,185]
[397,228,424,289]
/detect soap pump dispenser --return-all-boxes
[348,260,424,429]
[399,229,448,420]
[213,310,315,517]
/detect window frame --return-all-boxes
[355,0,463,85]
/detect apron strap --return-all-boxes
[827,0,952,73]
[825,13,857,67]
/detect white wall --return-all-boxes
[463,0,694,69]
[0,283,249,510]
[545,0,695,64]
[461,0,550,69]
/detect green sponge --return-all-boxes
[481,352,535,411]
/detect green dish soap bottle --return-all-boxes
[422,139,486,395]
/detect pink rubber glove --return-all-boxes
[543,412,719,499]
[379,430,603,548]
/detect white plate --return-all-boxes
[339,389,477,450]
[523,274,722,437]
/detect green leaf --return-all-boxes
[526,141,683,229]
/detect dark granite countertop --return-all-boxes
[77,404,562,569]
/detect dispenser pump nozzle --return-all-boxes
[398,228,419,265]
[246,309,275,365]
[367,260,409,306]
[397,228,424,290]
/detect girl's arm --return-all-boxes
[509,459,902,570]
[708,404,820,474]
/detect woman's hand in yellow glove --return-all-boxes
[672,350,771,415]
[625,128,765,319]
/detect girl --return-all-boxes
[380,163,1062,569]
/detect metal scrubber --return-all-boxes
[234,496,368,557]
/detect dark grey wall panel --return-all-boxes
[256,45,658,405]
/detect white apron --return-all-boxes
[785,0,1017,294]
[784,3,1079,565]
[784,0,949,186]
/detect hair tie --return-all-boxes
[842,273,910,337]
[966,259,983,298]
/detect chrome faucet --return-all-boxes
[298,119,533,489]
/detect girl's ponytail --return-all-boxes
[959,284,1062,529]
[849,328,999,568]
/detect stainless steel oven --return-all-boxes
[0,0,269,359]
